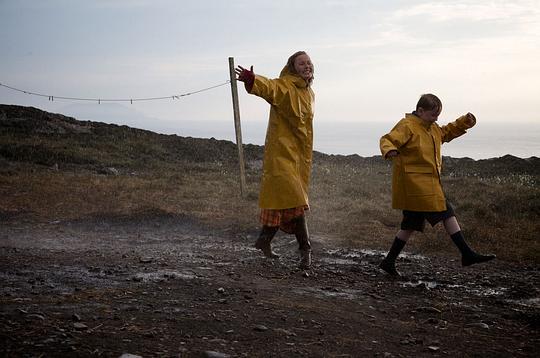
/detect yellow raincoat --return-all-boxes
[380,113,474,211]
[249,66,315,209]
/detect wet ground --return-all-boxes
[1,215,539,357]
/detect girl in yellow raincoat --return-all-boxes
[235,51,314,269]
[379,94,495,276]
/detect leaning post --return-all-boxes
[228,57,247,197]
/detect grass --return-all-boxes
[1,157,538,263]
[1,104,538,263]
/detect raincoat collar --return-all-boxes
[279,65,309,88]
[409,112,433,129]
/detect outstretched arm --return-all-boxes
[441,112,476,143]
[235,67,290,107]
[234,65,255,92]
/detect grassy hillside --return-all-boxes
[1,104,539,263]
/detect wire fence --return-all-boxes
[0,80,231,104]
[2,60,246,194]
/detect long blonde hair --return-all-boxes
[286,51,314,85]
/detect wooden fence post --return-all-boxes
[228,57,247,197]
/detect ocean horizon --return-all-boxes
[51,102,539,160]
[159,120,540,160]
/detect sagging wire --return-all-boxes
[0,81,231,103]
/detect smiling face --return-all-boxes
[293,54,314,82]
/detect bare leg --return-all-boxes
[396,229,414,242]
[443,216,461,235]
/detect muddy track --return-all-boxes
[1,216,538,357]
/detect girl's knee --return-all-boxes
[397,230,414,241]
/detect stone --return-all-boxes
[254,325,268,332]
[203,351,230,358]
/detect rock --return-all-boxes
[27,314,45,321]
[73,322,88,330]
[203,351,230,358]
[98,167,119,175]
[466,322,490,329]
[428,346,440,352]
[274,328,296,336]
[254,325,268,332]
[119,354,143,358]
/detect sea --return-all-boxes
[49,102,539,160]
[172,120,540,160]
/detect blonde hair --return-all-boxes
[286,51,314,84]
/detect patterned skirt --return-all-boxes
[259,206,309,234]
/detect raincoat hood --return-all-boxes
[279,66,310,88]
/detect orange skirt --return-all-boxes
[259,206,309,234]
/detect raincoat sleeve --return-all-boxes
[380,120,412,159]
[249,75,290,107]
[440,115,473,143]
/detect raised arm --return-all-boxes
[236,65,291,107]
[235,65,255,92]
[441,112,476,143]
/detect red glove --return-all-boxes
[236,65,255,92]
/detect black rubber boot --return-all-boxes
[462,252,497,267]
[379,237,406,277]
[299,249,312,270]
[379,259,400,276]
[450,231,496,267]
[294,216,312,269]
[254,226,280,259]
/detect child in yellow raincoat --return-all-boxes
[379,93,495,276]
[235,51,315,269]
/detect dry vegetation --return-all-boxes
[1,104,539,263]
[2,104,540,358]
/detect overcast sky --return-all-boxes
[1,0,539,155]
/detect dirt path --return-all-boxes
[1,215,538,357]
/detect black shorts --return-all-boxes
[401,201,456,232]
